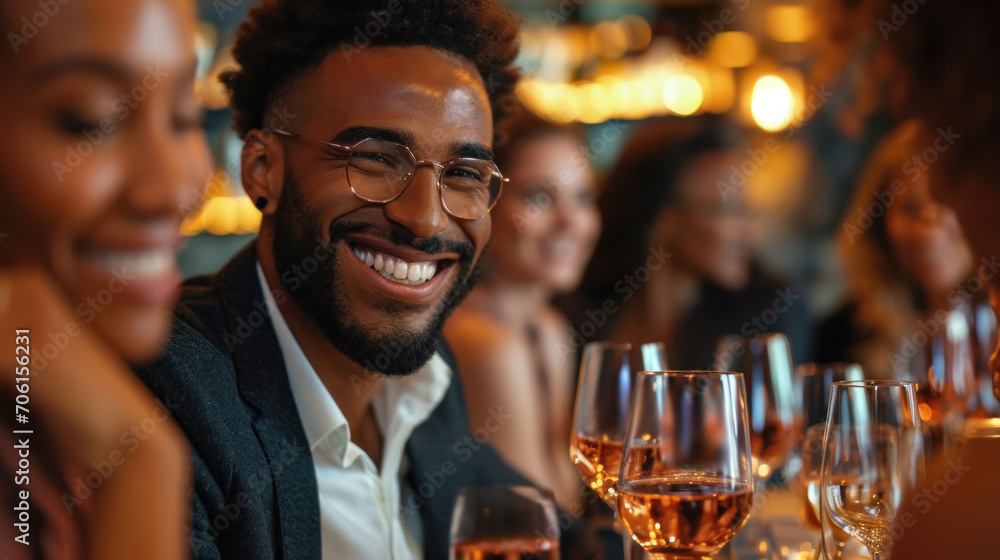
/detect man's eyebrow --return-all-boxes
[330,126,416,147]
[451,142,494,161]
[331,127,494,161]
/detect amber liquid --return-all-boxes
[570,435,623,505]
[796,478,822,529]
[618,477,753,556]
[750,415,801,477]
[451,538,559,560]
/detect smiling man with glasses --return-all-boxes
[134,1,619,559]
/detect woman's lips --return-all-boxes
[88,248,176,278]
[76,246,181,306]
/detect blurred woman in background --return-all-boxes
[565,119,812,370]
[816,120,998,420]
[444,110,601,510]
[0,0,209,557]
[817,119,1000,458]
[816,120,993,385]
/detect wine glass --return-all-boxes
[790,363,865,530]
[450,486,559,560]
[821,381,925,560]
[792,424,827,532]
[797,363,865,428]
[617,371,754,559]
[895,310,980,453]
[971,301,1000,416]
[714,333,801,481]
[570,341,667,558]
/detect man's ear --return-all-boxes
[241,129,286,215]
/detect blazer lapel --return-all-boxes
[215,244,322,559]
[405,342,468,559]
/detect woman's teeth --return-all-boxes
[352,246,438,285]
[92,249,175,279]
[541,238,578,260]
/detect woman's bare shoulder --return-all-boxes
[444,308,532,370]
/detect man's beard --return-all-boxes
[271,172,480,375]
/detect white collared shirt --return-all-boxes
[257,264,452,560]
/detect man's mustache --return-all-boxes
[326,221,474,262]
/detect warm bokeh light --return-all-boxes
[918,402,934,422]
[765,5,815,43]
[663,75,704,116]
[514,79,547,115]
[707,32,757,68]
[543,83,581,122]
[751,75,794,131]
[701,64,736,113]
[623,79,658,120]
[596,74,631,115]
[619,14,652,52]
[590,20,630,60]
[756,463,771,479]
[183,196,262,236]
[577,82,612,123]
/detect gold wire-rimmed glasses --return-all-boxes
[264,128,506,220]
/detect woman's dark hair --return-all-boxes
[580,117,731,299]
[221,0,521,137]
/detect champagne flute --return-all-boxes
[821,381,925,560]
[715,333,801,481]
[450,486,559,560]
[617,371,754,559]
[570,341,667,558]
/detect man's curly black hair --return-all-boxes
[221,0,521,139]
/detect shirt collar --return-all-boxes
[255,263,451,465]
[257,263,345,452]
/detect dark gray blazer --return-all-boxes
[136,244,619,559]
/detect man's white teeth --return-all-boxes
[352,246,437,285]
[394,261,408,279]
[93,249,175,278]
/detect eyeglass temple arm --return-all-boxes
[261,128,352,152]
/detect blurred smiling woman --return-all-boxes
[816,120,983,380]
[0,0,209,558]
[444,110,601,510]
